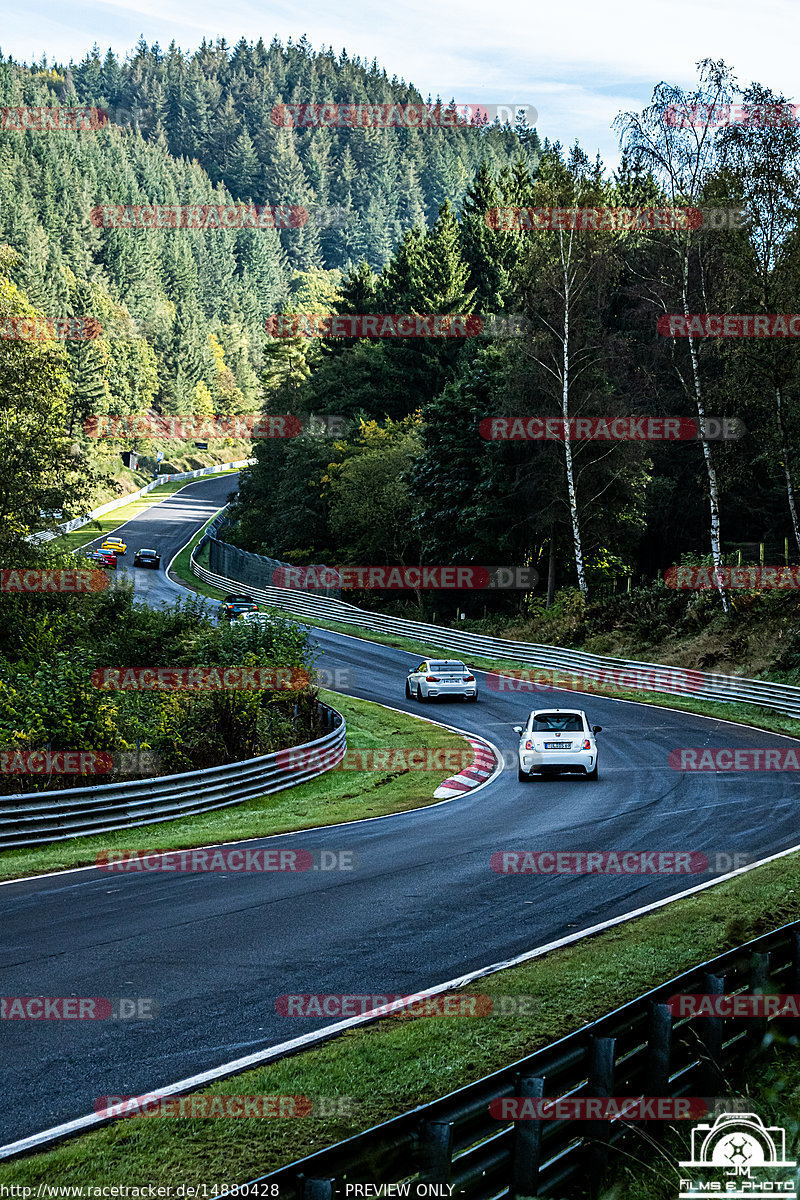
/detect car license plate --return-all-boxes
[545,741,570,749]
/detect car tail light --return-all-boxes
[525,739,533,750]
[426,676,440,682]
[582,739,591,750]
[463,674,475,681]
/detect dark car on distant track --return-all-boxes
[219,593,258,619]
[133,548,161,569]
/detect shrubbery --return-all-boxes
[0,546,323,792]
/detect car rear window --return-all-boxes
[429,661,465,671]
[532,713,584,731]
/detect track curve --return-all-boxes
[2,474,798,1148]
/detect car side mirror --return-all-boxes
[592,725,603,734]
[513,725,523,735]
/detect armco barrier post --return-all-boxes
[419,1120,454,1183]
[700,973,726,1092]
[750,952,770,1046]
[586,1037,616,1176]
[301,1181,334,1200]
[792,934,800,994]
[511,1075,545,1195]
[646,1003,673,1096]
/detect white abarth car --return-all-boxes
[514,708,602,781]
[405,659,478,702]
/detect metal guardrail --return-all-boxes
[241,922,800,1198]
[209,539,342,599]
[0,704,345,849]
[191,537,800,720]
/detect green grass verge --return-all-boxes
[0,691,472,883]
[166,510,223,597]
[55,471,243,554]
[3,843,799,1185]
[171,559,800,741]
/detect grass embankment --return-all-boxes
[0,691,471,883]
[3,846,799,1186]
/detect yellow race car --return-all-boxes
[101,537,127,555]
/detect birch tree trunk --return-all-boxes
[560,240,587,596]
[681,250,730,613]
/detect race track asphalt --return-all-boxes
[2,475,797,1147]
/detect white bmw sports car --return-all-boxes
[405,659,478,702]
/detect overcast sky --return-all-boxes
[1,0,794,170]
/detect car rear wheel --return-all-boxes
[468,691,478,702]
[405,679,412,699]
[586,764,599,780]
[416,684,426,702]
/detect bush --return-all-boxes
[0,582,323,792]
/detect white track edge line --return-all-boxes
[4,836,800,1160]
